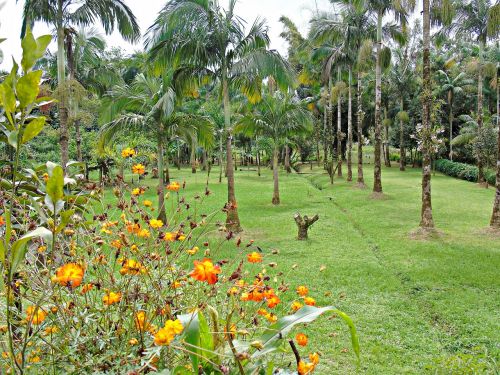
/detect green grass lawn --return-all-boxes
[103,160,499,374]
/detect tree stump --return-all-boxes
[294,213,319,240]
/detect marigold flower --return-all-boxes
[0,216,4,226]
[240,292,250,301]
[134,311,151,332]
[26,306,47,325]
[51,263,85,288]
[296,333,308,346]
[37,245,47,253]
[80,283,94,294]
[166,181,180,192]
[120,259,146,275]
[131,188,143,196]
[266,294,280,308]
[132,163,145,175]
[43,326,58,335]
[297,286,309,297]
[129,338,139,345]
[137,228,151,238]
[149,219,163,229]
[103,291,121,305]
[42,173,49,182]
[153,319,184,346]
[187,246,199,255]
[304,297,316,306]
[309,352,320,365]
[247,252,263,263]
[121,147,136,158]
[171,280,182,289]
[265,313,278,323]
[110,239,122,249]
[298,360,315,375]
[291,301,303,312]
[190,258,221,285]
[144,200,153,207]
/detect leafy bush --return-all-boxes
[434,159,496,185]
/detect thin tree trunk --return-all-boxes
[420,0,434,229]
[56,0,69,169]
[219,135,223,183]
[357,71,365,186]
[157,133,166,222]
[400,98,406,171]
[373,12,383,193]
[223,69,241,232]
[449,91,454,161]
[337,67,343,177]
[272,147,280,205]
[347,67,353,181]
[323,89,329,170]
[190,144,196,173]
[491,73,500,228]
[477,48,485,184]
[284,144,291,173]
[384,107,391,167]
[165,139,170,184]
[257,149,261,177]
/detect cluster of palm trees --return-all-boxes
[18,0,500,232]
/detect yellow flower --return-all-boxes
[166,181,180,192]
[187,246,199,255]
[153,319,184,346]
[291,301,303,312]
[51,263,85,288]
[129,338,139,345]
[37,245,47,253]
[134,311,151,332]
[120,259,146,275]
[149,219,163,229]
[80,283,94,294]
[121,147,136,158]
[304,297,316,306]
[42,173,49,182]
[137,228,150,238]
[110,239,122,249]
[144,200,153,207]
[132,187,145,196]
[26,306,47,325]
[132,163,145,175]
[43,326,59,335]
[297,285,309,297]
[103,291,121,305]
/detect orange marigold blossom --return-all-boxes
[296,333,308,346]
[132,163,145,175]
[266,294,281,308]
[143,200,153,207]
[149,219,163,229]
[42,173,49,182]
[26,306,47,325]
[103,291,121,305]
[153,319,184,346]
[110,239,122,249]
[120,259,146,275]
[309,352,320,365]
[137,228,150,238]
[0,216,4,226]
[298,360,315,375]
[134,311,151,332]
[51,263,85,288]
[131,187,144,196]
[297,285,309,296]
[121,147,136,158]
[80,283,94,294]
[247,252,263,263]
[291,301,303,312]
[265,313,278,323]
[304,297,316,306]
[190,258,221,285]
[166,181,180,192]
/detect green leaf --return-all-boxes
[22,117,46,144]
[55,209,74,233]
[178,311,215,370]
[10,227,52,278]
[17,70,42,109]
[253,305,360,361]
[0,81,16,114]
[21,28,51,73]
[46,165,64,203]
[7,130,18,149]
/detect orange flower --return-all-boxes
[149,219,163,229]
[304,297,316,306]
[120,259,146,275]
[110,239,122,249]
[144,200,153,207]
[132,187,144,196]
[247,252,263,263]
[51,263,85,288]
[190,258,221,285]
[121,147,136,158]
[26,306,47,325]
[80,283,94,294]
[309,352,320,365]
[134,311,151,332]
[298,360,315,375]
[296,333,308,346]
[297,286,309,297]
[42,172,49,182]
[265,313,278,323]
[103,291,121,305]
[291,301,303,312]
[166,181,180,192]
[137,228,151,238]
[154,319,184,346]
[0,216,4,226]
[266,294,280,308]
[132,163,145,175]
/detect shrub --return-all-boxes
[434,159,496,185]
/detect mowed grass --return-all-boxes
[102,160,500,374]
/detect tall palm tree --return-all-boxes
[444,0,500,183]
[20,0,140,168]
[362,0,413,194]
[436,69,473,161]
[235,92,313,205]
[147,0,294,232]
[99,73,213,221]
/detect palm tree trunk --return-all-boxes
[219,135,223,183]
[190,144,196,173]
[157,133,166,222]
[400,98,405,171]
[56,0,69,169]
[448,91,454,161]
[491,75,500,228]
[272,147,280,205]
[420,0,434,229]
[223,69,241,232]
[347,67,353,182]
[477,49,485,184]
[357,71,365,187]
[323,90,328,170]
[373,11,383,193]
[284,144,291,173]
[165,139,170,184]
[384,107,391,167]
[337,67,343,177]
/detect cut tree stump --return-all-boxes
[294,213,319,240]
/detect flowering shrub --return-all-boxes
[0,31,359,374]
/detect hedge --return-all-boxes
[434,159,496,185]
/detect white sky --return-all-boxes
[0,0,333,70]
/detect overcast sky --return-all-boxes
[0,0,336,70]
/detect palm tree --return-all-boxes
[444,0,500,183]
[147,0,294,232]
[362,0,413,194]
[99,73,213,221]
[436,69,473,161]
[235,92,313,205]
[20,0,140,168]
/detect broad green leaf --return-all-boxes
[10,227,52,278]
[253,305,360,361]
[22,117,45,144]
[17,70,42,108]
[0,81,16,114]
[46,165,64,203]
[178,311,215,370]
[21,28,51,73]
[7,130,18,149]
